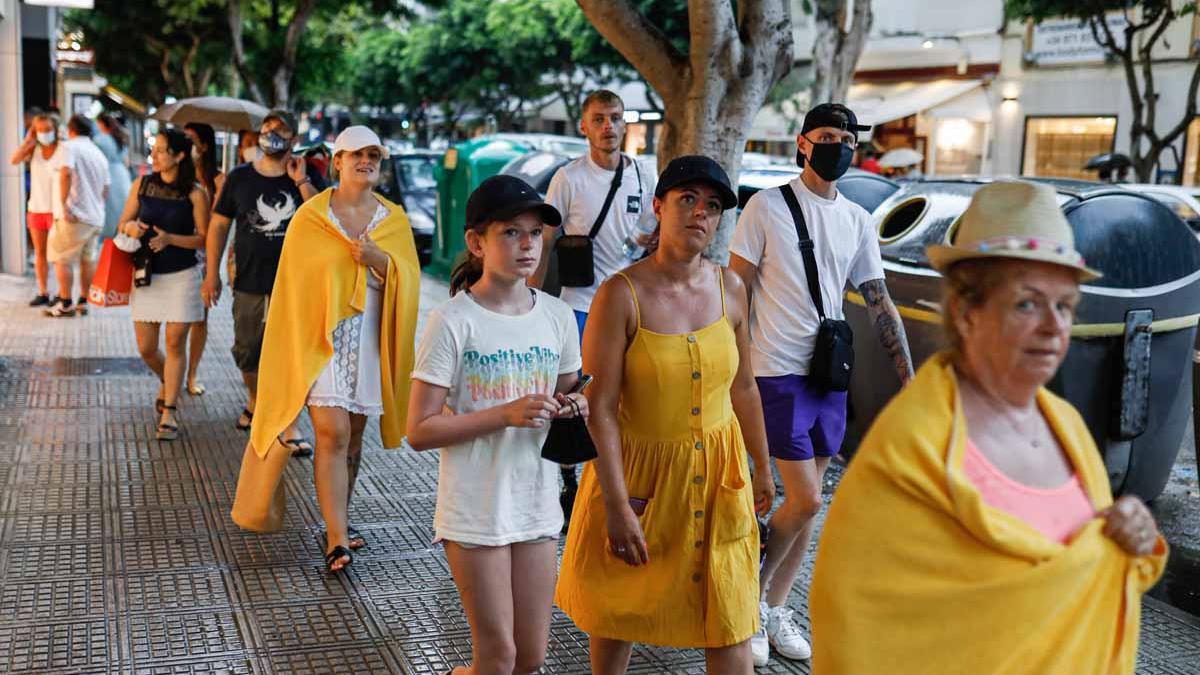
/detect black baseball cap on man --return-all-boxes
[801,103,871,136]
[262,109,297,134]
[465,175,562,230]
[654,155,738,211]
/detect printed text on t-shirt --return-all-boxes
[463,346,560,401]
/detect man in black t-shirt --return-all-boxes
[201,110,323,454]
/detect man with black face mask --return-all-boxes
[729,103,914,667]
[201,110,325,456]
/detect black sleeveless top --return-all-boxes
[136,173,198,275]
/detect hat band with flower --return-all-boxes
[971,235,1088,268]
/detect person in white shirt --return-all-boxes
[8,112,63,307]
[408,175,586,675]
[530,89,656,523]
[45,115,111,318]
[729,103,914,666]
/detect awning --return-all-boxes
[849,79,984,127]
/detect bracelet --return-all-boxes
[295,178,311,188]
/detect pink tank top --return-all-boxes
[962,438,1095,544]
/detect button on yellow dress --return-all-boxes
[556,271,759,649]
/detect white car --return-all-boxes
[1122,183,1200,232]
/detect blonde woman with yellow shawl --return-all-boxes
[810,181,1167,674]
[231,126,421,573]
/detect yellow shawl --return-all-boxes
[810,352,1167,675]
[231,188,421,532]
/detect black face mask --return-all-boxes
[258,131,291,157]
[799,141,854,182]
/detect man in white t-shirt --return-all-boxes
[531,89,656,337]
[729,103,914,666]
[46,115,111,318]
[529,89,655,521]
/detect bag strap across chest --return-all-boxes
[779,184,827,321]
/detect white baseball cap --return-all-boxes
[331,125,389,159]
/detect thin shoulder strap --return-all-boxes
[615,272,642,330]
[717,265,728,318]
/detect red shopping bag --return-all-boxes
[88,239,134,307]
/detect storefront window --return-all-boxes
[1184,117,1199,187]
[1022,116,1117,180]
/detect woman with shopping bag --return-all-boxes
[114,128,210,441]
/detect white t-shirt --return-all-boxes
[28,144,64,214]
[545,154,657,313]
[54,137,111,227]
[411,289,582,546]
[729,176,884,377]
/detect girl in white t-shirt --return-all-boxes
[407,175,586,675]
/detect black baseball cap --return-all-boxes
[801,103,871,136]
[465,175,562,230]
[654,155,737,211]
[262,109,297,134]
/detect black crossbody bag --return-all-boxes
[555,157,624,288]
[780,184,854,392]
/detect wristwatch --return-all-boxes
[295,177,312,188]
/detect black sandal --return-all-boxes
[281,436,314,458]
[156,405,179,441]
[347,525,367,550]
[235,408,253,431]
[325,545,352,573]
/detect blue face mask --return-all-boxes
[258,131,291,157]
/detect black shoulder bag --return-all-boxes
[555,157,623,288]
[780,184,854,392]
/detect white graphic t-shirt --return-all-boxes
[411,289,581,546]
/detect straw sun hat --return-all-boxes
[926,180,1101,281]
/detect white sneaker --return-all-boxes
[766,605,812,660]
[750,601,769,667]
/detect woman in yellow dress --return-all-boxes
[556,156,775,674]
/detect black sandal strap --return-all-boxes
[325,545,352,570]
[157,423,179,432]
[163,405,178,411]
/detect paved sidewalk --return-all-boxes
[0,271,1198,674]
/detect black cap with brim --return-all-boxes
[466,175,562,230]
[802,103,870,135]
[262,109,297,134]
[654,155,738,211]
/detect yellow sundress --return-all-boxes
[555,270,759,648]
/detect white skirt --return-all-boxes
[130,265,205,324]
[306,282,384,416]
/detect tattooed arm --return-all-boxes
[859,278,914,385]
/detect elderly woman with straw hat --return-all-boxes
[809,180,1168,674]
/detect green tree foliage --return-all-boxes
[64,0,232,104]
[1005,0,1200,183]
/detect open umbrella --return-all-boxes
[1084,152,1132,171]
[878,147,923,169]
[150,96,269,132]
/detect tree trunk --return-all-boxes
[809,0,873,105]
[228,0,267,105]
[576,0,793,261]
[271,0,318,109]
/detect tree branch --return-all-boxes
[575,0,688,102]
[228,0,266,104]
[272,0,318,107]
[736,0,794,84]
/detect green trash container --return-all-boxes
[427,136,533,281]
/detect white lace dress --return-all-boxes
[306,202,388,416]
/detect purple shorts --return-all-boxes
[756,374,848,461]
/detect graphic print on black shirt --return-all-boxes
[214,163,324,295]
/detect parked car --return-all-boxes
[377,150,440,266]
[1122,183,1200,232]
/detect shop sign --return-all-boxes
[1027,14,1128,65]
